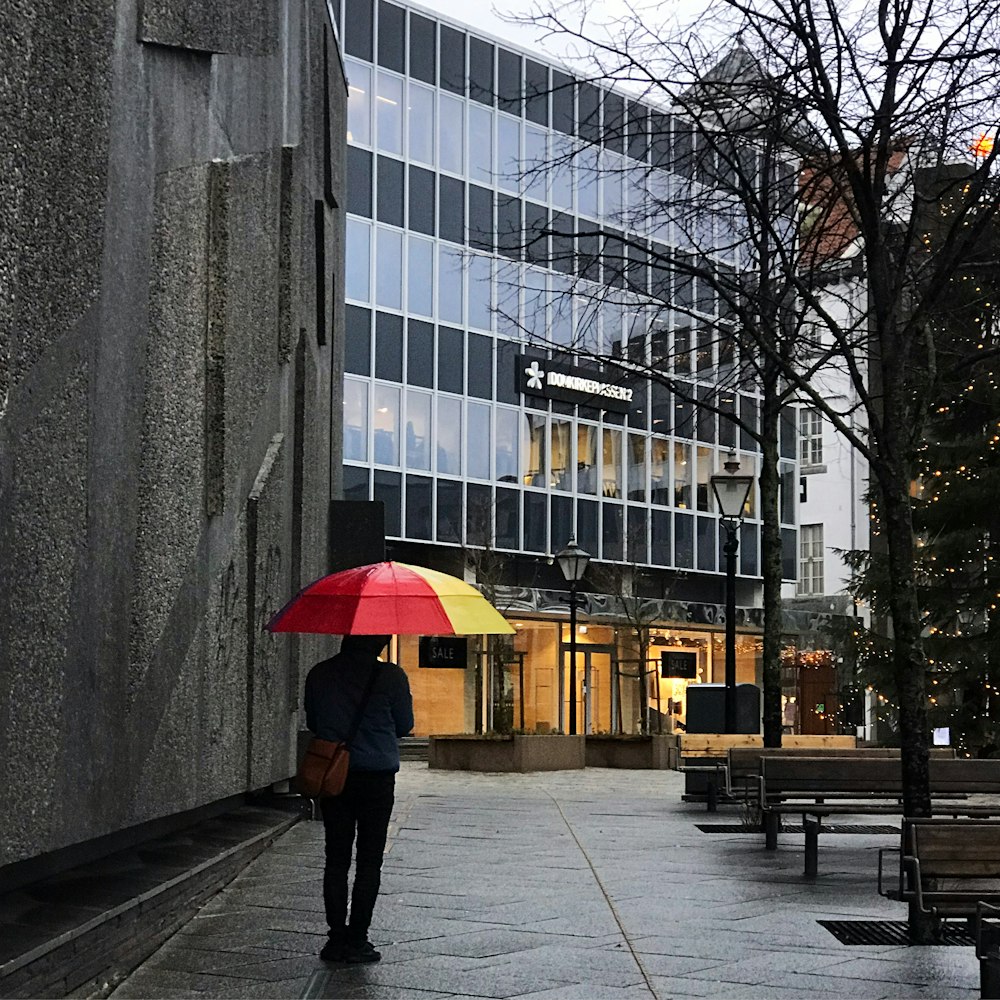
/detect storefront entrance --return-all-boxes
[561,643,615,734]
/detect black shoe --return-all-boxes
[344,940,381,964]
[320,939,347,962]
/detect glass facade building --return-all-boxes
[333,0,799,735]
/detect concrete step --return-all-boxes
[0,806,296,999]
[399,737,429,761]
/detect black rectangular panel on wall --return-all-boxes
[465,482,491,545]
[497,48,522,115]
[407,319,434,387]
[627,102,648,161]
[344,0,373,60]
[552,71,575,135]
[468,185,495,252]
[628,506,648,563]
[524,490,547,552]
[467,333,493,399]
[376,155,404,227]
[438,176,465,244]
[603,92,624,152]
[524,202,549,266]
[345,305,372,375]
[408,165,435,235]
[469,37,495,105]
[377,1,405,71]
[524,60,549,125]
[314,201,327,346]
[406,475,433,539]
[374,312,404,382]
[496,194,522,260]
[438,480,463,542]
[439,25,466,95]
[650,113,671,169]
[651,507,671,565]
[347,147,373,217]
[495,340,519,405]
[437,326,465,394]
[496,488,519,549]
[409,13,436,84]
[603,503,623,561]
[578,83,600,143]
[342,466,370,503]
[328,499,384,571]
[551,495,573,551]
[373,471,401,536]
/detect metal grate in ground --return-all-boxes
[696,823,900,834]
[818,920,976,946]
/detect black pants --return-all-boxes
[320,770,395,944]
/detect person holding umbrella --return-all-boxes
[304,634,413,964]
[270,561,513,963]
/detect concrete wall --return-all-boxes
[0,0,346,869]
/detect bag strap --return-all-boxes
[345,662,380,748]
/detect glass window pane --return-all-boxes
[524,126,548,202]
[551,419,571,491]
[497,115,521,193]
[407,83,435,165]
[438,244,464,323]
[347,146,372,217]
[407,236,433,317]
[602,428,622,498]
[467,402,491,479]
[697,515,716,570]
[440,93,464,174]
[603,504,623,561]
[405,389,431,470]
[577,145,598,218]
[437,396,462,475]
[375,227,402,308]
[469,37,495,105]
[602,150,624,222]
[523,269,547,341]
[373,383,400,465]
[343,464,369,503]
[651,507,670,564]
[696,446,713,512]
[523,413,546,487]
[550,273,572,346]
[628,506,648,563]
[343,378,368,461]
[376,72,403,155]
[673,442,692,509]
[577,498,598,554]
[346,219,371,302]
[577,424,597,494]
[496,407,518,482]
[552,495,573,550]
[438,175,464,244]
[346,60,372,146]
[551,134,574,211]
[651,437,669,505]
[627,434,646,501]
[675,511,694,567]
[497,49,522,116]
[468,254,492,331]
[344,0,373,60]
[439,24,466,95]
[469,104,493,184]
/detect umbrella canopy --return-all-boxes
[267,561,515,636]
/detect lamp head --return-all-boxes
[555,537,591,583]
[710,454,754,521]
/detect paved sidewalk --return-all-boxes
[110,764,980,999]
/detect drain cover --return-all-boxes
[819,920,976,946]
[697,824,899,835]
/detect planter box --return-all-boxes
[585,734,675,769]
[429,734,585,772]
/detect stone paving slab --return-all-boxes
[111,765,981,999]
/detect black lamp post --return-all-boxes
[709,454,754,733]
[556,537,591,735]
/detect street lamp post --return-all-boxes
[556,538,591,736]
[709,454,755,734]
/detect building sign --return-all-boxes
[516,355,633,414]
[418,636,468,668]
[661,650,698,678]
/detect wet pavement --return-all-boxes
[109,764,980,999]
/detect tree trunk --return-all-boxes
[760,380,784,748]
[638,636,649,735]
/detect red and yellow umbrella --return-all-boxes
[267,561,514,636]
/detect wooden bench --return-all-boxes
[678,733,857,810]
[716,746,956,809]
[877,819,1000,919]
[758,757,1000,876]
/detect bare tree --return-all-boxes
[511,0,1000,939]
